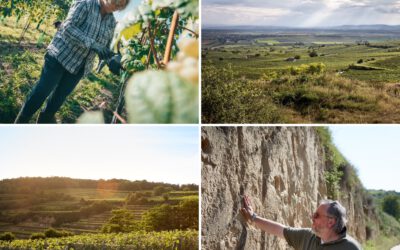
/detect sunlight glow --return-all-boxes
[0,126,199,185]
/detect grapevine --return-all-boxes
[0,230,198,249]
[98,0,199,124]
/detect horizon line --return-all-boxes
[202,23,400,28]
[0,176,199,186]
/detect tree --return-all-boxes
[163,193,169,202]
[142,197,198,231]
[153,186,166,196]
[0,232,15,241]
[382,195,400,220]
[101,209,140,233]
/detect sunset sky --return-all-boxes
[0,126,199,185]
[202,0,400,27]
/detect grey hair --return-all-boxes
[321,200,347,234]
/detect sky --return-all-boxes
[0,126,199,185]
[114,0,140,22]
[329,126,400,192]
[202,0,400,27]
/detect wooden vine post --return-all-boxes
[163,11,179,65]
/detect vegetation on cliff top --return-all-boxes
[315,128,400,249]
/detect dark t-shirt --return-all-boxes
[283,227,362,250]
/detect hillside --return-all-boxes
[0,177,198,239]
[202,29,400,123]
[201,127,399,249]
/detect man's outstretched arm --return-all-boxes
[240,195,285,239]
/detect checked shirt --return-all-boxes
[47,0,116,77]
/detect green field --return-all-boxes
[203,39,400,81]
[0,178,198,239]
[202,30,400,123]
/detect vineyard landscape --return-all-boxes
[202,26,400,123]
[0,0,199,124]
[0,177,199,249]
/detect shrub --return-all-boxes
[101,209,141,233]
[142,197,199,231]
[382,195,400,219]
[163,193,169,202]
[30,233,46,240]
[357,59,363,64]
[289,63,326,75]
[80,201,113,217]
[294,55,301,59]
[153,186,167,196]
[44,228,73,238]
[309,50,318,57]
[202,66,282,123]
[0,232,15,241]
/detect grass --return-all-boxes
[363,211,400,249]
[202,31,400,123]
[202,63,400,123]
[0,16,122,123]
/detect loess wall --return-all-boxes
[201,127,375,250]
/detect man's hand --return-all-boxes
[91,43,113,60]
[107,54,122,75]
[240,195,255,223]
[240,195,285,238]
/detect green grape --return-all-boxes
[125,70,198,123]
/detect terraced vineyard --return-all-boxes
[0,178,198,240]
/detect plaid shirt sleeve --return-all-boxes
[47,0,116,76]
[61,0,96,49]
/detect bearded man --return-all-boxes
[240,196,362,250]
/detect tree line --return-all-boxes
[0,177,198,193]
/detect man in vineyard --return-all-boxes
[240,196,362,250]
[15,0,129,123]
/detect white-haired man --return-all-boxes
[240,196,362,250]
[15,0,129,123]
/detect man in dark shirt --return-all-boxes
[15,0,129,123]
[240,196,362,250]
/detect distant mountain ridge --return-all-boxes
[203,24,400,32]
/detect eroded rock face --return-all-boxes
[201,127,371,250]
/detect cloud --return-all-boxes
[374,0,400,13]
[202,4,292,25]
[202,0,400,26]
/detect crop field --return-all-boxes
[202,29,400,123]
[203,33,400,82]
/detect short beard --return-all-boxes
[312,226,321,236]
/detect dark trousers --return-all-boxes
[15,53,84,123]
